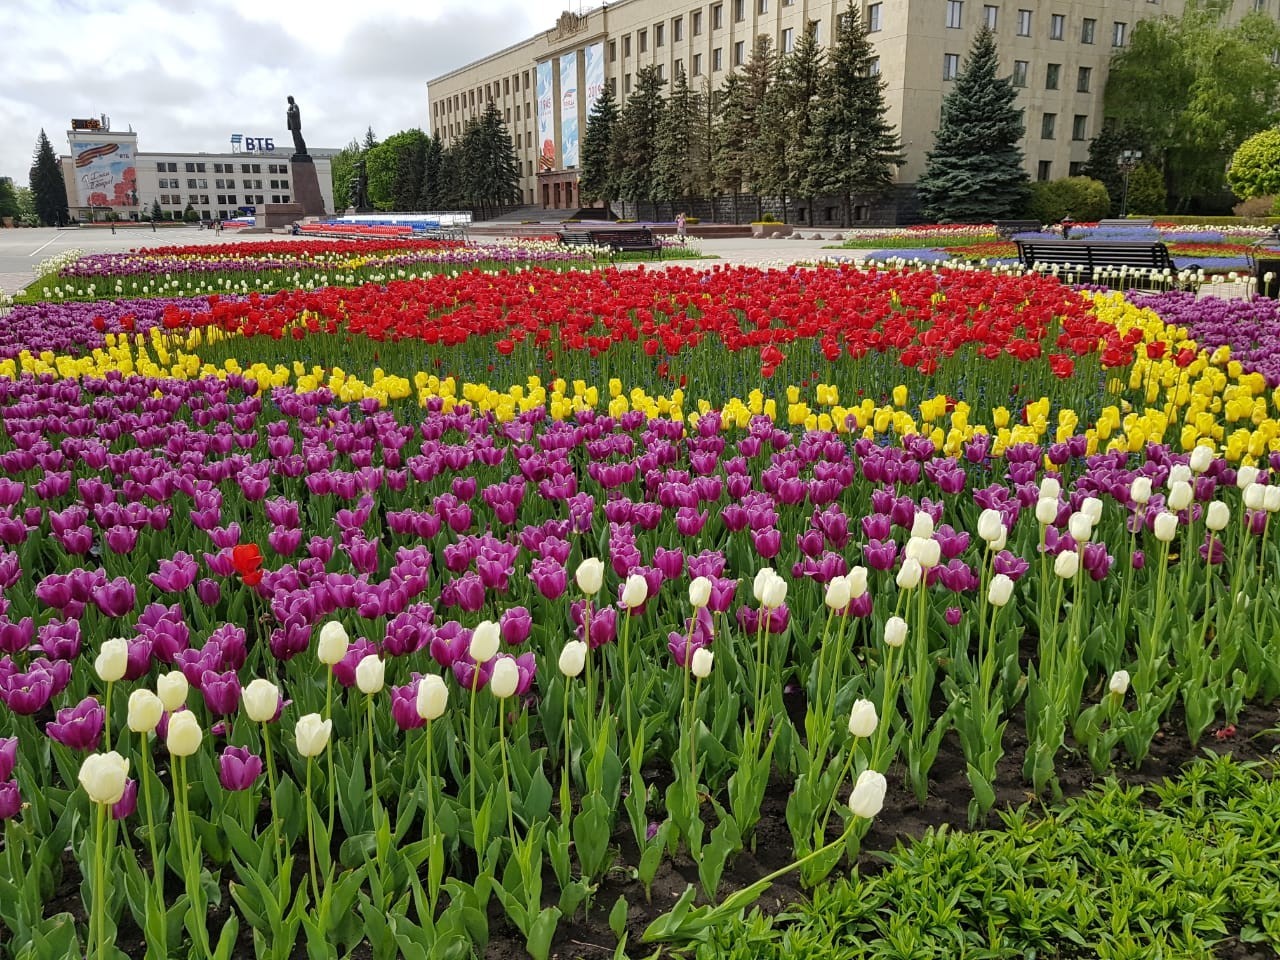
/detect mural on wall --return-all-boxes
[536,61,555,171]
[560,52,579,168]
[73,141,137,207]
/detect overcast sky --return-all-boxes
[0,0,581,182]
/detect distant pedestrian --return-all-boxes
[110,224,115,235]
[151,219,156,232]
[1061,214,1074,240]
[676,212,687,240]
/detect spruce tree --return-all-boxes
[754,57,794,217]
[611,65,666,203]
[149,198,162,221]
[809,3,905,224]
[916,26,1030,222]
[391,134,427,211]
[29,129,68,226]
[363,127,379,150]
[712,35,777,200]
[579,81,619,206]
[771,24,826,223]
[462,102,521,217]
[418,134,445,210]
[653,68,709,201]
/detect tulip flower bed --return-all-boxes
[1,257,1280,958]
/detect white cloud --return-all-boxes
[0,0,573,182]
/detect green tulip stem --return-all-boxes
[103,681,113,753]
[690,674,704,787]
[137,732,166,958]
[305,758,320,911]
[498,701,516,844]
[324,669,336,851]
[94,799,107,960]
[468,668,480,843]
[261,721,284,881]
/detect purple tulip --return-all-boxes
[864,539,898,571]
[0,672,54,715]
[0,737,16,780]
[391,680,425,731]
[945,607,963,627]
[112,779,138,820]
[45,697,104,751]
[92,577,136,618]
[500,606,533,645]
[0,779,19,819]
[200,670,242,716]
[529,557,567,600]
[37,620,81,661]
[218,746,263,791]
[0,617,34,655]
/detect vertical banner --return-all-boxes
[560,52,580,168]
[536,61,556,171]
[584,42,605,115]
[72,141,137,208]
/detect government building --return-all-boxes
[58,117,337,223]
[426,0,1247,221]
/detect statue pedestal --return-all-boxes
[289,155,327,218]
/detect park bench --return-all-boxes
[1097,218,1156,229]
[993,219,1042,238]
[558,231,599,250]
[559,228,663,260]
[1015,239,1186,289]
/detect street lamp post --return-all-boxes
[1117,149,1142,217]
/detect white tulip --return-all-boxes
[127,689,163,734]
[977,509,1005,543]
[847,769,888,819]
[157,670,188,712]
[317,621,349,665]
[1167,480,1192,512]
[910,512,935,540]
[1244,483,1266,512]
[1129,476,1152,505]
[1237,465,1260,489]
[1036,497,1059,526]
[78,751,131,805]
[895,557,923,590]
[1039,477,1061,500]
[1054,550,1080,579]
[1068,512,1093,543]
[1153,511,1179,542]
[690,647,714,679]
[752,567,777,603]
[760,575,788,609]
[295,713,332,757]
[621,574,649,609]
[1189,445,1213,474]
[558,639,588,678]
[906,536,941,569]
[824,577,851,610]
[469,620,501,662]
[845,566,868,598]
[1108,670,1130,697]
[1265,486,1280,514]
[1081,497,1103,524]
[94,638,128,683]
[355,655,385,695]
[988,573,1014,607]
[1167,464,1192,486]
[688,577,712,609]
[988,528,1007,552]
[575,558,604,595]
[489,657,520,698]
[884,615,908,648]
[242,678,280,723]
[1205,501,1230,531]
[416,674,449,720]
[847,699,878,738]
[166,711,202,757]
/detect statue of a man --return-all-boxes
[286,96,307,156]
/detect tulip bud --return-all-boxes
[1035,497,1058,526]
[416,674,449,720]
[469,620,500,662]
[355,655,385,694]
[490,657,519,698]
[1237,465,1260,489]
[127,689,163,734]
[1108,669,1130,697]
[910,512,935,540]
[977,509,1004,543]
[906,536,940,569]
[1244,483,1266,512]
[78,751,131,805]
[575,558,604,596]
[1067,512,1093,543]
[241,678,279,723]
[1054,550,1080,579]
[166,711,202,757]
[1168,464,1192,486]
[884,615,908,648]
[316,621,349,665]
[1081,497,1103,524]
[558,639,588,678]
[620,574,648,609]
[988,573,1014,607]
[847,769,887,819]
[1153,511,1178,543]
[1189,445,1213,474]
[1205,501,1230,531]
[1129,476,1152,505]
[752,568,776,603]
[1039,477,1061,500]
[94,638,128,683]
[1265,486,1280,514]
[824,577,851,610]
[688,577,712,609]
[847,699,878,738]
[295,713,332,757]
[845,566,868,599]
[895,557,923,590]
[157,670,188,712]
[690,647,714,679]
[1167,480,1192,512]
[760,575,788,609]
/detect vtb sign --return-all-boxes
[229,134,277,153]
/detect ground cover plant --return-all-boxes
[0,245,1279,959]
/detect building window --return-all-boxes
[1045,63,1060,88]
[734,0,744,22]
[187,178,197,189]
[809,18,820,40]
[1012,60,1028,86]
[185,162,196,172]
[946,1,963,28]
[1050,13,1064,39]
[868,3,882,31]
[1017,9,1031,34]
[734,40,745,65]
[713,47,723,70]
[1069,161,1085,176]
[984,4,998,28]
[639,28,647,52]
[783,27,794,51]
[674,16,683,40]
[156,163,166,172]
[1112,21,1126,46]
[1081,17,1095,43]
[623,34,631,56]
[1072,114,1087,140]
[693,11,703,34]
[693,53,703,75]
[196,163,206,172]
[1037,160,1052,180]
[674,58,683,76]
[713,3,723,29]
[1041,113,1056,139]
[758,0,768,12]
[657,63,665,80]
[655,23,664,46]
[624,73,632,94]
[609,39,617,61]
[868,56,880,75]
[943,53,960,79]
[1077,65,1092,92]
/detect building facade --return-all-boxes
[426,0,1255,217]
[59,120,336,222]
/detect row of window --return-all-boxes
[608,0,796,62]
[873,1,1126,45]
[156,193,290,206]
[1041,161,1090,181]
[941,55,1093,93]
[154,162,280,174]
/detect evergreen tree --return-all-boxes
[363,126,379,150]
[771,23,827,222]
[29,129,68,226]
[653,68,710,201]
[579,81,620,206]
[149,198,162,222]
[916,27,1029,222]
[418,134,445,210]
[754,56,795,217]
[809,3,905,224]
[611,65,667,203]
[437,142,465,208]
[461,102,521,217]
[1084,122,1148,216]
[713,36,776,199]
[391,136,426,211]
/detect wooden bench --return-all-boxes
[1015,239,1185,288]
[591,228,663,259]
[993,219,1042,238]
[1097,218,1155,229]
[558,231,599,250]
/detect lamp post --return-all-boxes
[1117,149,1142,217]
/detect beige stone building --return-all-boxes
[426,0,1251,218]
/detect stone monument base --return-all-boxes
[289,155,328,218]
[260,203,305,229]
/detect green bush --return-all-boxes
[1228,128,1280,199]
[1126,163,1167,216]
[1026,176,1111,223]
[182,204,199,223]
